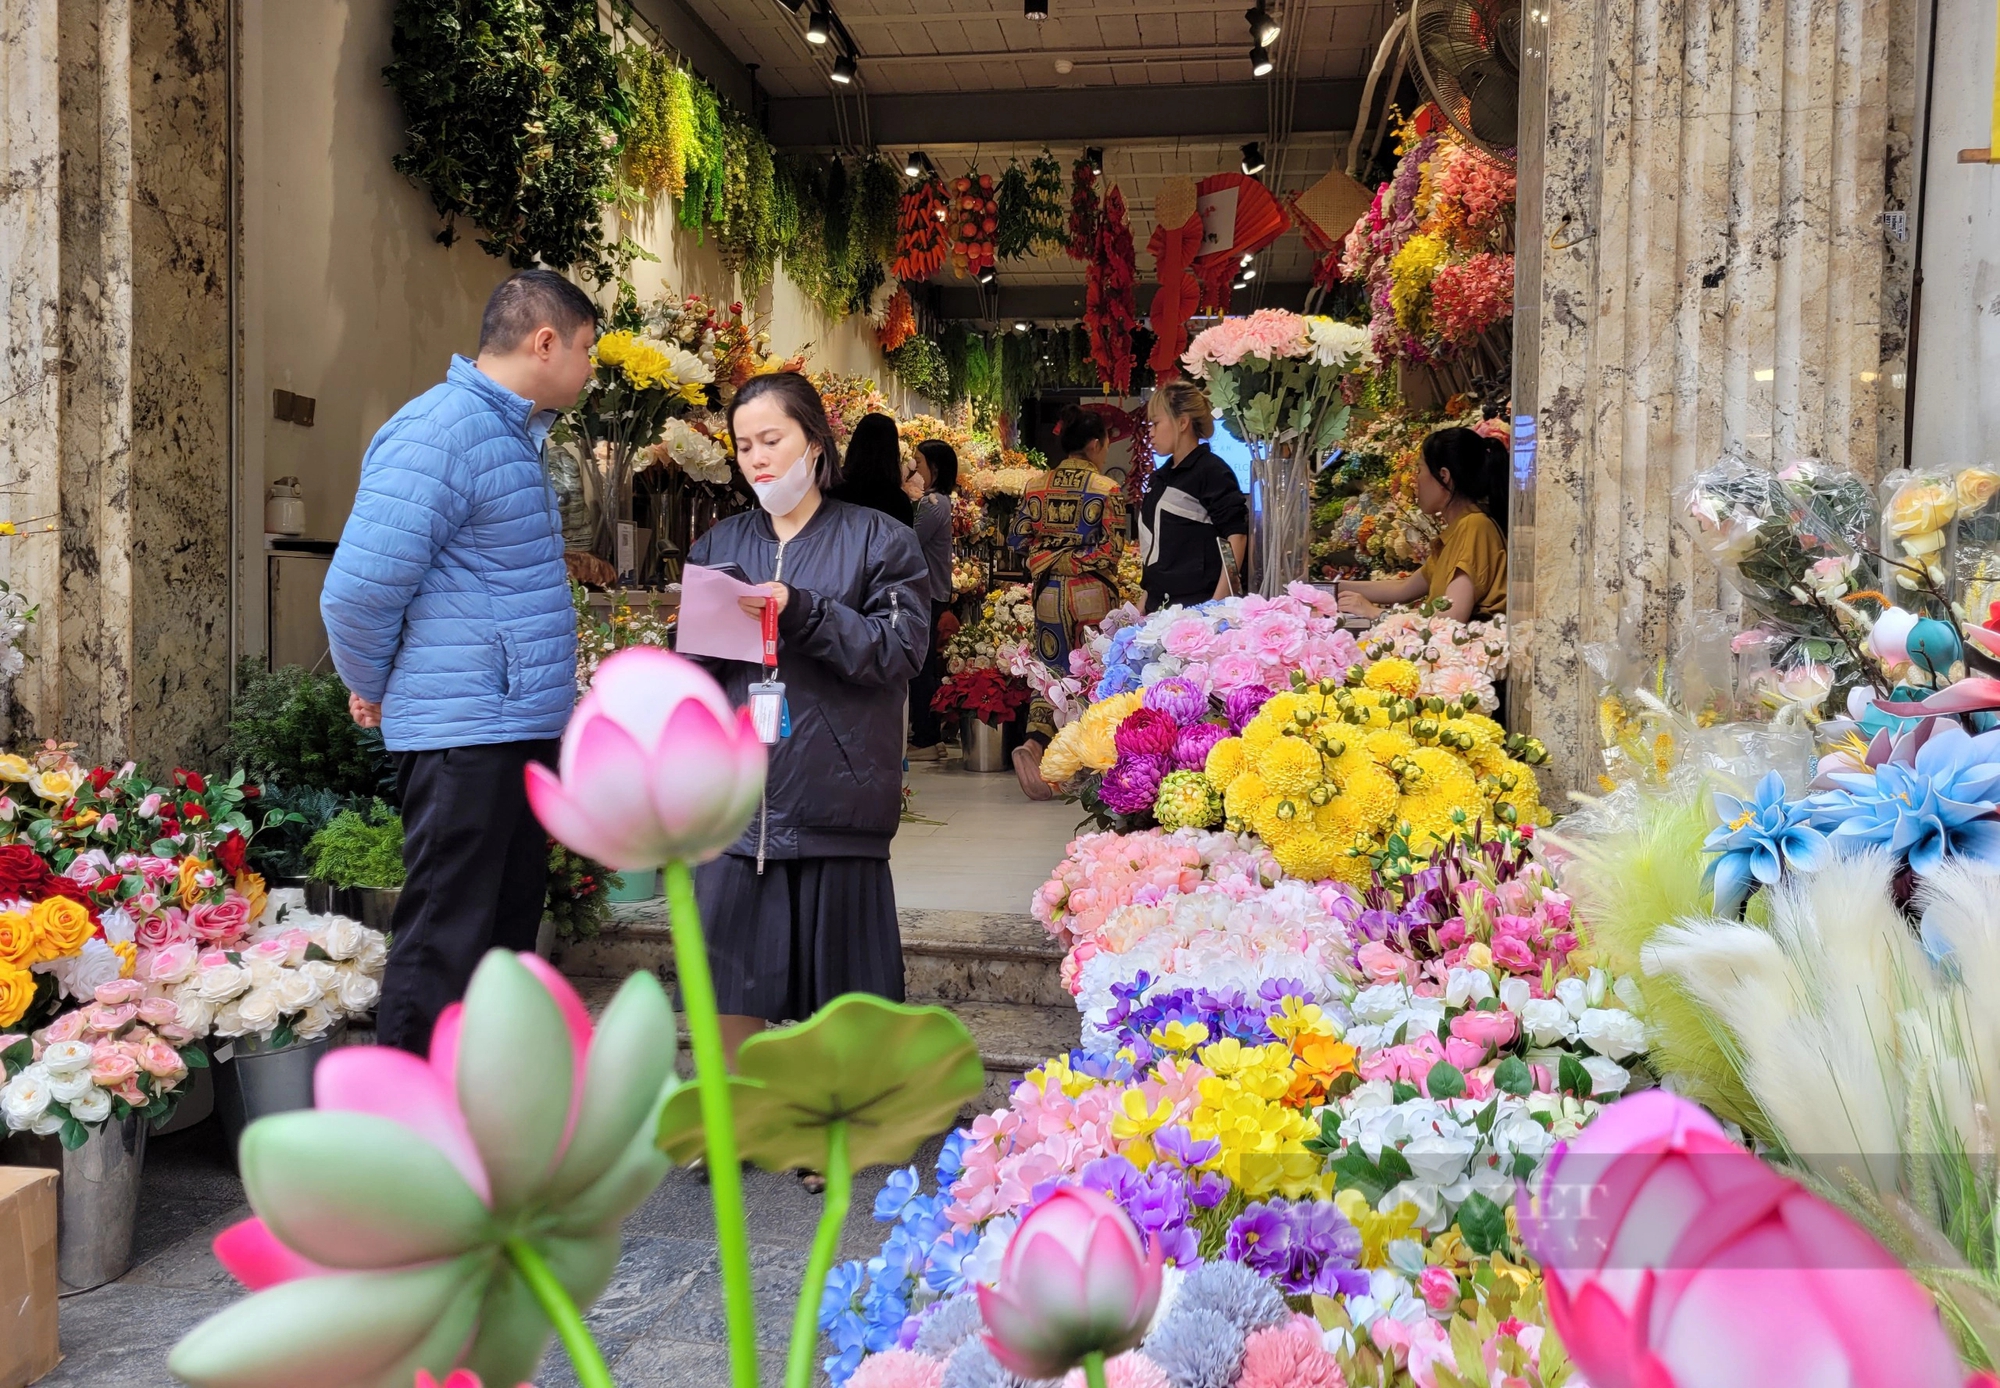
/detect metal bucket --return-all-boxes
[304,883,400,932]
[213,1025,345,1150]
[962,717,1008,772]
[1,1113,149,1293]
[152,1050,214,1136]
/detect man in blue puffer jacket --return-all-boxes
[322,270,596,1053]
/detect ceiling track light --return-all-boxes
[978,267,997,285]
[806,4,831,43]
[830,50,857,83]
[1242,268,1257,280]
[1249,43,1273,77]
[904,150,926,177]
[1084,146,1104,175]
[1014,320,1030,332]
[1240,141,1266,175]
[1024,0,1048,17]
[1245,5,1280,46]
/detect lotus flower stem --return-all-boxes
[664,858,760,1387]
[1081,1351,1110,1388]
[785,1119,852,1388]
[505,1238,615,1388]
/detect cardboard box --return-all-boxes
[0,1165,59,1387]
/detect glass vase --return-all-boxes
[1250,441,1313,596]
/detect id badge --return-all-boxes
[748,680,788,744]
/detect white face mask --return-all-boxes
[750,448,818,517]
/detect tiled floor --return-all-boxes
[41,752,1069,1388]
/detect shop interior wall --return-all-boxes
[238,0,910,667]
[1907,0,2000,471]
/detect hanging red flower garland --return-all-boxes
[1085,186,1138,395]
[892,179,949,281]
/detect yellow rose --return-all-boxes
[177,855,205,908]
[0,912,33,966]
[27,767,77,802]
[0,962,35,1028]
[1959,468,2000,512]
[234,872,268,927]
[0,755,30,784]
[1885,480,1956,538]
[28,896,91,962]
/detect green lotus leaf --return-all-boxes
[456,951,576,1211]
[544,969,678,1205]
[462,1231,622,1387]
[657,993,982,1171]
[167,1256,487,1388]
[240,1111,492,1269]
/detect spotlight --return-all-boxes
[1242,268,1257,280]
[1249,43,1273,76]
[830,51,857,83]
[978,266,997,285]
[1025,0,1048,17]
[1241,253,1253,265]
[1240,141,1266,175]
[904,150,925,177]
[1245,5,1280,45]
[1232,278,1249,291]
[806,4,831,43]
[1014,321,1030,332]
[1085,146,1104,175]
[935,204,948,220]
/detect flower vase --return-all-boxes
[962,717,1008,772]
[213,1024,347,1151]
[1249,441,1314,597]
[0,1113,149,1292]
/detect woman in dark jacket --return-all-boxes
[834,411,916,526]
[685,372,931,1067]
[906,439,959,760]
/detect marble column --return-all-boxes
[0,0,231,770]
[1509,0,1918,794]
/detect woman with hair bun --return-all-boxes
[1005,404,1128,799]
[1333,424,1509,622]
[1140,379,1248,611]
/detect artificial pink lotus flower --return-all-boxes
[1520,1089,1977,1388]
[526,646,766,870]
[415,1372,534,1388]
[977,1185,1164,1380]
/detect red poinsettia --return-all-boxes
[931,667,1032,724]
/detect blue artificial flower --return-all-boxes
[820,1261,866,1330]
[873,1165,922,1222]
[922,1226,982,1294]
[1808,724,2000,877]
[1702,770,1829,913]
[935,1130,969,1183]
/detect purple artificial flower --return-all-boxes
[1144,676,1210,726]
[1115,707,1180,759]
[1154,1125,1222,1172]
[1189,1171,1231,1209]
[1173,721,1230,773]
[1226,1198,1366,1297]
[1224,685,1278,734]
[1099,753,1170,815]
[1226,1203,1294,1280]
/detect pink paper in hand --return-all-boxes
[675,563,768,664]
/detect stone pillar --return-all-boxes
[0,0,231,770]
[1509,0,1917,794]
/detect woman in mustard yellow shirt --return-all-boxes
[1334,426,1508,621]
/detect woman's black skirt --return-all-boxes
[691,853,905,1023]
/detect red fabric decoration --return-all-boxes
[1190,173,1290,311]
[1085,187,1138,395]
[1146,215,1204,379]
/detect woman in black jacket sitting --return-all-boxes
[685,372,931,1068]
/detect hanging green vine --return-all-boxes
[886,336,948,401]
[996,148,1066,260]
[623,49,679,198]
[385,0,627,275]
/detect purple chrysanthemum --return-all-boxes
[1144,676,1210,726]
[1099,753,1170,815]
[1173,721,1230,772]
[1224,685,1278,734]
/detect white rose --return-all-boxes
[28,1108,64,1137]
[2,1068,53,1128]
[1497,976,1531,1015]
[1444,968,1494,1009]
[236,988,282,1035]
[352,933,389,975]
[47,938,124,1003]
[40,1039,94,1077]
[335,968,381,1015]
[195,962,251,1003]
[1401,1131,1478,1185]
[66,1085,112,1125]
[1575,1008,1648,1062]
[319,918,368,962]
[299,959,340,992]
[273,969,324,1015]
[293,1001,338,1041]
[243,953,284,989]
[1581,1054,1631,1096]
[48,1068,96,1104]
[1519,997,1573,1047]
[210,1002,247,1039]
[175,993,216,1036]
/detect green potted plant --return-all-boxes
[303,801,405,931]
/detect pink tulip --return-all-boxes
[977,1185,1164,1379]
[525,647,766,870]
[1520,1090,1976,1388]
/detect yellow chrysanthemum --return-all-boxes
[28,896,91,962]
[1258,736,1324,797]
[1406,746,1480,802]
[1253,793,1308,845]
[1335,762,1402,835]
[1273,832,1344,882]
[1040,727,1086,784]
[1224,770,1270,825]
[1204,736,1247,788]
[1363,658,1423,698]
[1364,728,1418,765]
